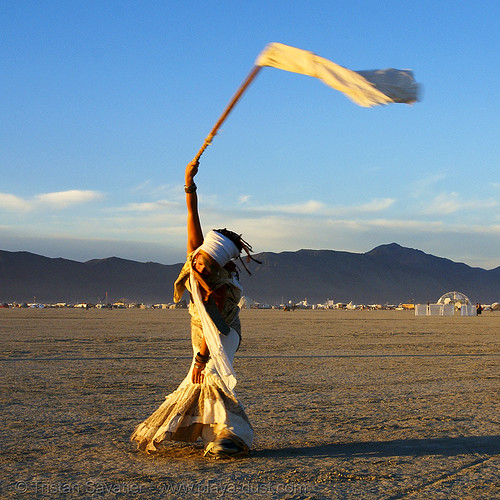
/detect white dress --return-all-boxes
[131,256,253,454]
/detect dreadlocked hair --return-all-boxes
[214,228,262,276]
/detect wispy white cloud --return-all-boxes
[255,200,325,215]
[244,198,394,216]
[411,173,448,197]
[352,198,395,213]
[0,190,104,212]
[35,190,103,208]
[0,193,31,212]
[420,192,498,215]
[130,180,153,193]
[238,195,251,204]
[130,180,179,197]
[123,200,181,212]
[420,192,461,214]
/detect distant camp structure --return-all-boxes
[437,291,471,306]
[238,296,256,309]
[415,290,476,316]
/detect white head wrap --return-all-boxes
[197,230,240,267]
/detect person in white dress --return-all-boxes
[131,159,256,458]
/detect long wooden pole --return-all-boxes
[193,65,262,162]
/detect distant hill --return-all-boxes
[0,251,183,304]
[1,243,499,305]
[239,243,500,305]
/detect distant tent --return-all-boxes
[238,296,256,309]
[415,303,454,316]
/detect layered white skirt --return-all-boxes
[131,327,253,453]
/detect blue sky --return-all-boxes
[1,1,499,268]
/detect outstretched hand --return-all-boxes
[185,159,199,186]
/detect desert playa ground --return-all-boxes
[0,308,498,499]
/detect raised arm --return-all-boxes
[185,159,204,253]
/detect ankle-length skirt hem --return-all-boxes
[131,329,253,454]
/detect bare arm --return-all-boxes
[191,336,208,384]
[185,159,211,384]
[185,159,204,253]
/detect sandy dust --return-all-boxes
[0,308,498,499]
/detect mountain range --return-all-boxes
[1,243,499,305]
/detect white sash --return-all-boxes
[189,272,237,391]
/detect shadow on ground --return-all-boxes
[255,435,500,459]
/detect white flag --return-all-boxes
[256,43,420,107]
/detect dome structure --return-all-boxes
[437,291,471,306]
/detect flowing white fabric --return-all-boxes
[189,271,237,391]
[255,42,420,107]
[131,254,252,453]
[130,326,253,453]
[198,230,240,267]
